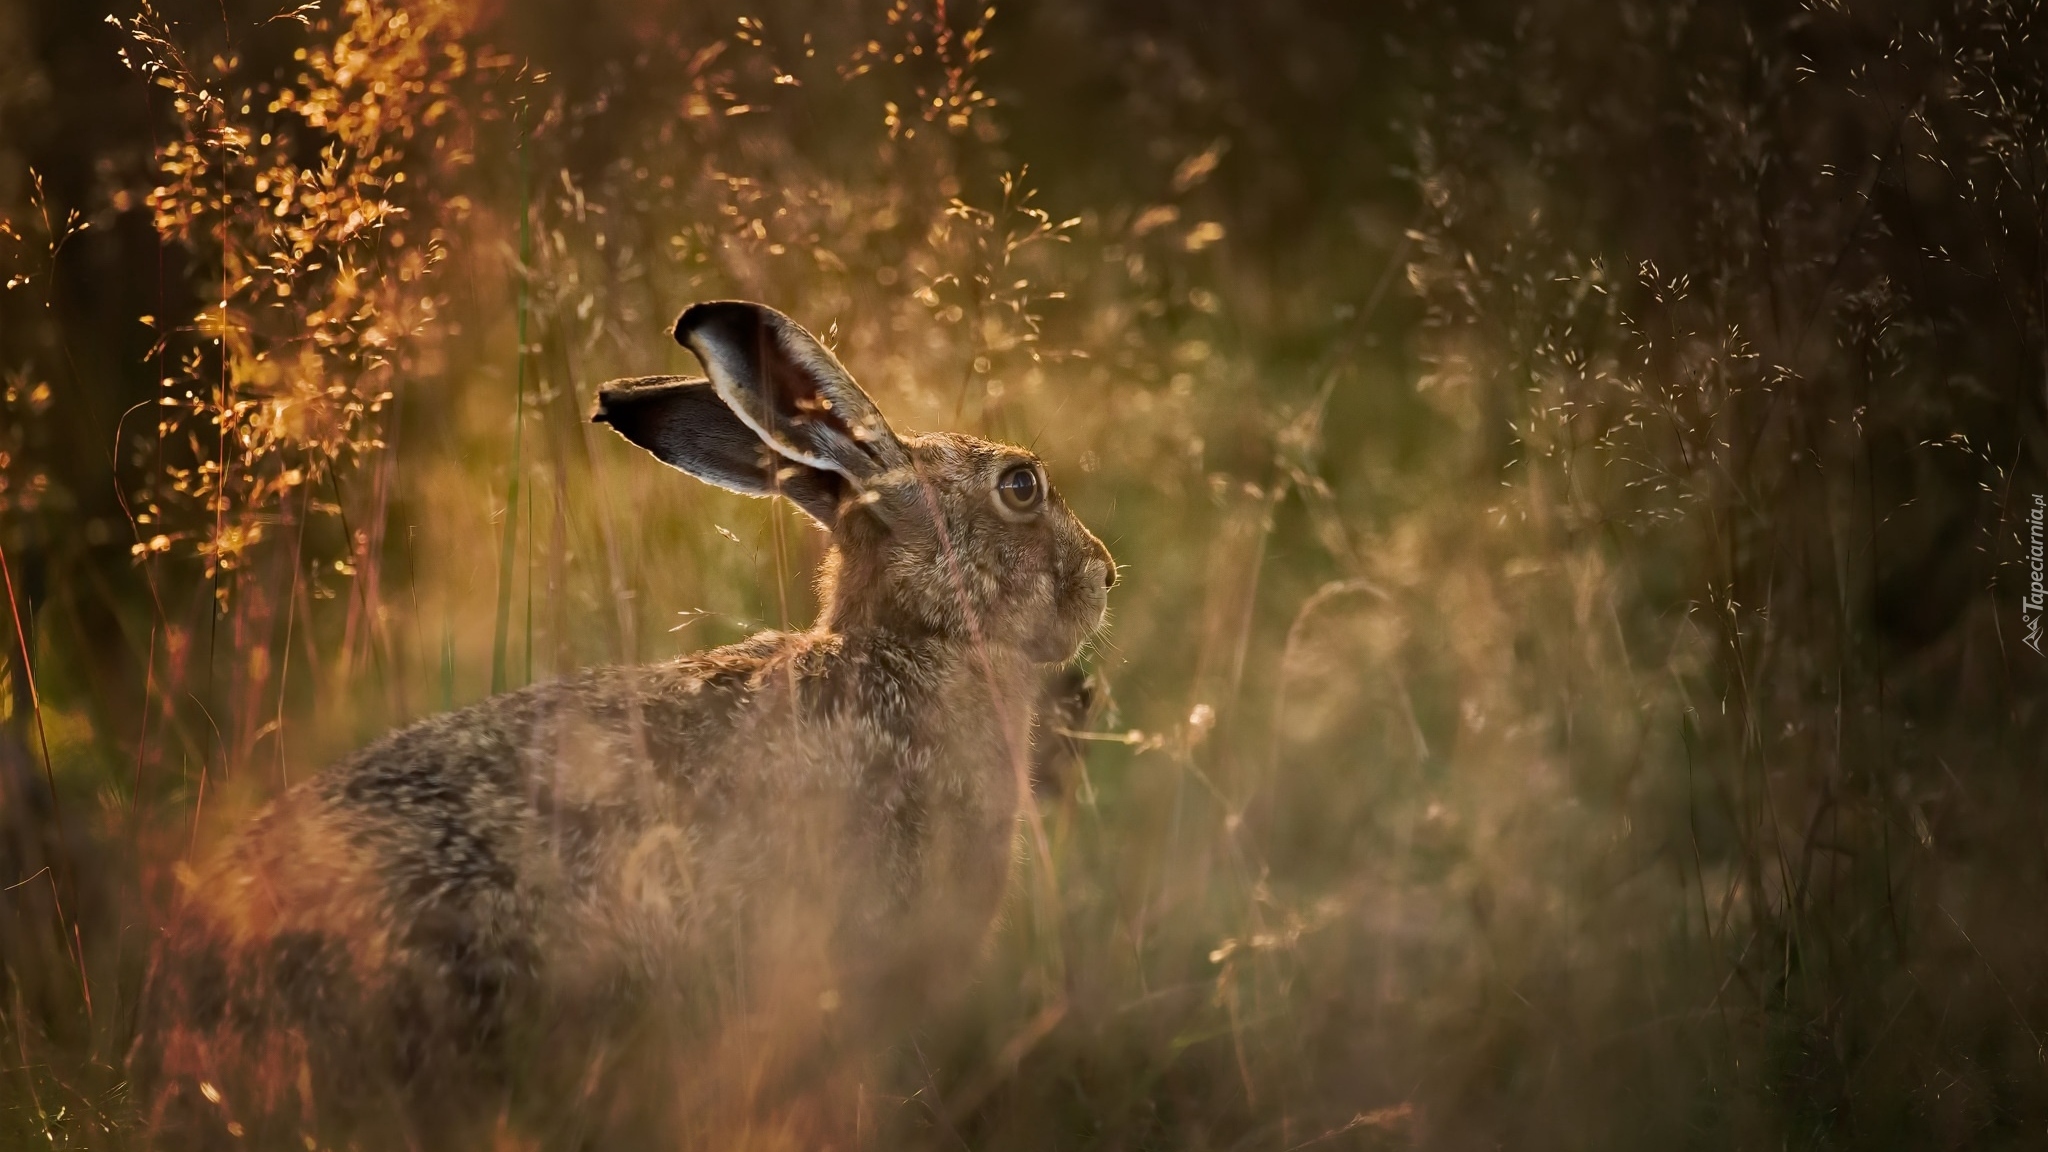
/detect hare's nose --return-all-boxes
[1084,531,1116,589]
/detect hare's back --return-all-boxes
[306,653,775,919]
[148,655,777,1106]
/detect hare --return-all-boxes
[139,300,1116,1147]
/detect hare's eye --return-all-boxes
[995,464,1043,513]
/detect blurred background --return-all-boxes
[2,0,2046,1146]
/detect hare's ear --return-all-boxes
[672,301,910,488]
[592,375,846,526]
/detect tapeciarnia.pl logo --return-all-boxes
[2027,493,2045,656]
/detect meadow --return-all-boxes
[2,0,2046,1146]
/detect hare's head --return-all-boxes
[594,301,1115,663]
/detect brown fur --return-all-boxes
[137,302,1115,1147]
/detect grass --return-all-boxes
[3,0,2047,1147]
